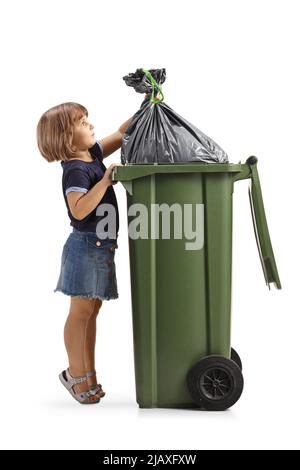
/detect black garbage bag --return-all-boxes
[121,68,229,164]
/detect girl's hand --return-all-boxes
[103,163,121,187]
[144,92,162,101]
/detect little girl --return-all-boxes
[36,101,134,404]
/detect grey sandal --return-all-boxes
[86,370,106,398]
[59,368,101,404]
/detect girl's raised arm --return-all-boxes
[100,116,133,159]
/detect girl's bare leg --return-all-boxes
[84,298,102,388]
[63,296,99,400]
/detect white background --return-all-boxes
[0,0,298,450]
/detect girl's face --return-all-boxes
[72,115,95,150]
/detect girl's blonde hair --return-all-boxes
[36,102,88,162]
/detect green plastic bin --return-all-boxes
[113,156,281,411]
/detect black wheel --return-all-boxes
[187,355,244,411]
[231,347,242,370]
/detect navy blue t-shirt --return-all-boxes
[61,140,119,236]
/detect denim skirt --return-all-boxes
[54,228,118,301]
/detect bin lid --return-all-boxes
[248,164,281,289]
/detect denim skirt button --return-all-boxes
[96,240,101,247]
